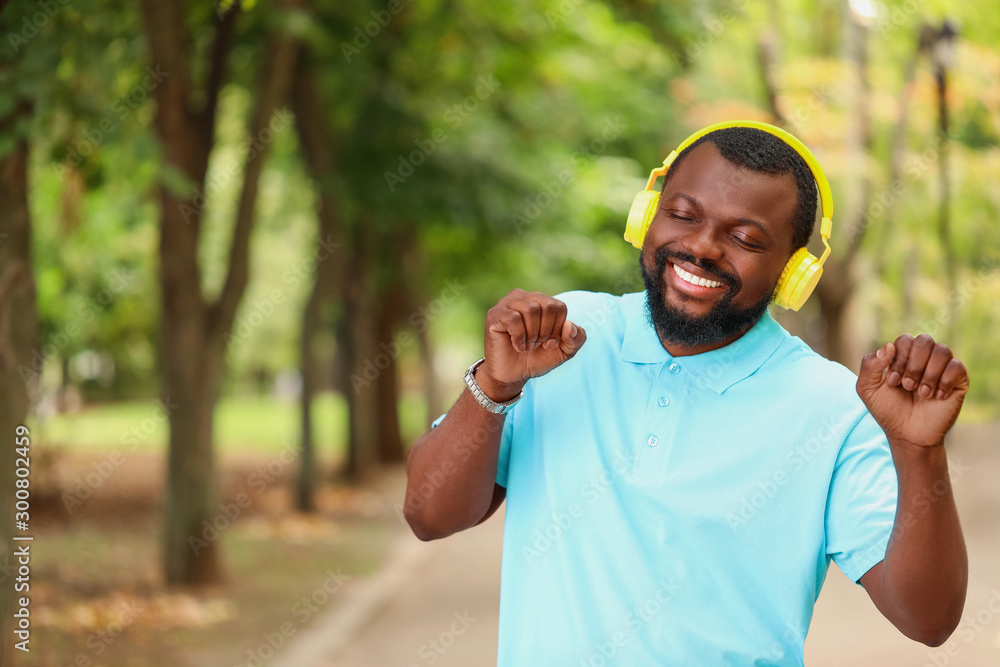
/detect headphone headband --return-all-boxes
[668,120,833,222]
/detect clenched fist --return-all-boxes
[477,290,587,401]
[856,334,970,448]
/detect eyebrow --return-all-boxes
[667,192,774,242]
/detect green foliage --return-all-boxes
[8,0,1000,415]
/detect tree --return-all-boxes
[291,55,344,510]
[140,0,300,585]
[0,44,39,667]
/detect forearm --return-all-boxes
[878,439,967,644]
[404,377,518,540]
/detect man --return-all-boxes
[404,123,969,666]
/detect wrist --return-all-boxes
[887,437,951,478]
[476,361,525,403]
[888,436,947,455]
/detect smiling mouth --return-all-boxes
[671,262,725,289]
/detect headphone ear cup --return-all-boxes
[773,247,823,311]
[624,191,660,249]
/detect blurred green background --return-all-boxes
[0,0,997,664]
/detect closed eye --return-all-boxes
[667,211,697,222]
[732,233,764,250]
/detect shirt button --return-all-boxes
[647,435,659,447]
[658,396,670,407]
[669,362,681,374]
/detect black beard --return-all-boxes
[640,247,773,349]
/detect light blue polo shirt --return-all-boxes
[482,290,897,666]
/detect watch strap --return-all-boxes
[463,358,523,415]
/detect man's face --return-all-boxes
[640,141,799,352]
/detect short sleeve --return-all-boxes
[825,410,899,583]
[495,403,517,488]
[429,405,516,489]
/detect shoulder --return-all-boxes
[551,289,622,316]
[551,289,636,343]
[767,332,871,422]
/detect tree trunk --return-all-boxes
[935,57,957,343]
[0,118,38,664]
[297,275,322,512]
[290,58,344,509]
[401,240,441,430]
[141,0,298,585]
[756,11,874,366]
[415,312,441,428]
[871,27,928,346]
[815,259,852,363]
[340,249,381,481]
[162,340,225,585]
[375,289,405,464]
[813,9,872,366]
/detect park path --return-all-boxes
[273,422,1000,667]
[268,467,502,667]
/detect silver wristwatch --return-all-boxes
[463,358,523,415]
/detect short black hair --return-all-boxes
[662,127,819,250]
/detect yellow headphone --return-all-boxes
[624,120,833,311]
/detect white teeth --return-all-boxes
[672,263,723,288]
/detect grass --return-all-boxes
[28,392,346,455]
[29,389,432,456]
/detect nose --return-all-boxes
[679,223,724,262]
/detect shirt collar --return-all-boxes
[621,291,788,394]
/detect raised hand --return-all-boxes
[478,289,587,400]
[856,334,969,448]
